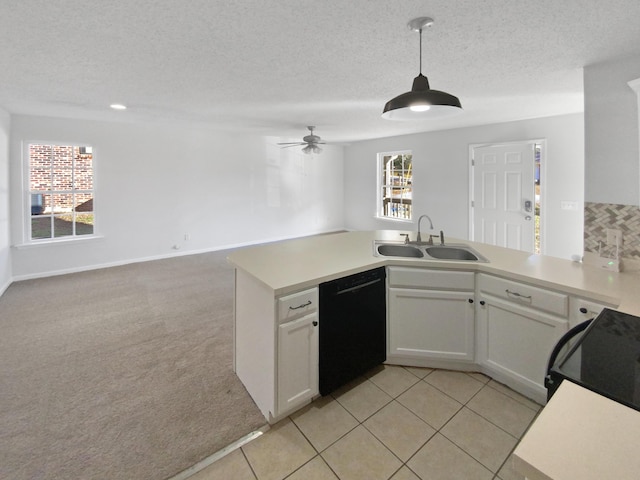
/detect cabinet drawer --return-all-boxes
[477,274,568,317]
[277,288,318,323]
[388,267,474,290]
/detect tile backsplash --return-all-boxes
[584,202,640,259]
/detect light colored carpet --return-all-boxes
[0,251,266,480]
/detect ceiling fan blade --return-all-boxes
[277,142,305,146]
[280,144,304,149]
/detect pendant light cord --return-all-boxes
[418,27,423,75]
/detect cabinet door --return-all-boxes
[477,297,568,395]
[388,288,475,361]
[277,312,318,416]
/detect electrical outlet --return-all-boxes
[606,228,622,247]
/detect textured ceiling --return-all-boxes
[1,1,640,143]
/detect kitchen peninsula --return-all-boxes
[229,230,640,479]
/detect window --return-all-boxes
[378,151,413,220]
[28,144,95,241]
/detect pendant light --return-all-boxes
[382,17,462,120]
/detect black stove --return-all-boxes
[546,308,640,411]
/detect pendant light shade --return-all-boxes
[382,17,462,120]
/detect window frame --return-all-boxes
[377,150,413,222]
[22,141,98,245]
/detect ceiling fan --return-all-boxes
[278,126,326,154]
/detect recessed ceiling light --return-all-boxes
[110,104,127,110]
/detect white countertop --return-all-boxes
[513,380,640,480]
[227,230,640,315]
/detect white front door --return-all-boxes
[471,143,536,253]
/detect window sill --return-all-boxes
[13,235,105,249]
[376,216,414,224]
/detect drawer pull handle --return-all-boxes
[289,300,312,310]
[505,289,532,300]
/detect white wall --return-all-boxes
[0,109,10,294]
[584,54,640,205]
[9,115,344,278]
[344,114,584,260]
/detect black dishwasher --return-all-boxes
[319,267,386,395]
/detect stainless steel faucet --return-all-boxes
[416,214,434,244]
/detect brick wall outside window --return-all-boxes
[28,143,94,240]
[29,145,93,212]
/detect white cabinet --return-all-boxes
[387,267,475,368]
[236,260,618,420]
[276,290,318,415]
[234,268,318,423]
[476,274,569,403]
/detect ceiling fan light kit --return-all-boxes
[382,17,462,120]
[302,144,322,154]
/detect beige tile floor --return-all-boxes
[189,367,541,480]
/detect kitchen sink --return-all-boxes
[425,246,480,261]
[374,241,488,262]
[376,244,424,258]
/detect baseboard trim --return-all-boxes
[0,277,11,297]
[10,229,347,282]
[12,244,242,282]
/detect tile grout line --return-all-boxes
[239,448,259,480]
[361,368,472,479]
[289,370,435,480]
[285,398,359,480]
[332,370,444,480]
[421,372,540,435]
[490,405,546,479]
[403,371,534,478]
[386,368,481,479]
[363,368,491,479]
[431,380,519,476]
[239,367,541,480]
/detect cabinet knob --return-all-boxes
[579,307,588,314]
[312,321,318,327]
[468,298,474,304]
[479,300,486,306]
